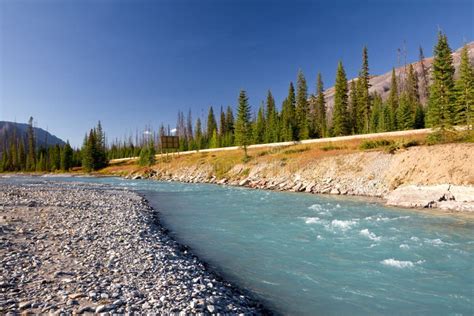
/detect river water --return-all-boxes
[5,176,474,315]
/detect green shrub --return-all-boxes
[283,146,309,155]
[321,144,346,151]
[427,129,474,145]
[359,139,394,150]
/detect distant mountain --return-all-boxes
[318,42,474,120]
[0,121,66,152]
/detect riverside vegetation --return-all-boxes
[0,31,472,173]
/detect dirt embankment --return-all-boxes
[108,143,474,212]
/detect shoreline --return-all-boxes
[124,173,474,217]
[0,180,270,314]
[2,172,473,217]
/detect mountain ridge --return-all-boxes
[0,121,66,151]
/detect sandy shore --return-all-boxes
[0,181,266,314]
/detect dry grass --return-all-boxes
[102,132,430,177]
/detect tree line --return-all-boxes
[109,31,472,162]
[1,31,471,172]
[0,117,80,172]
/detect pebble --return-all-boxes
[0,181,265,314]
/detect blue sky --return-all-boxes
[1,0,472,147]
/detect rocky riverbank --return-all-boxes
[0,181,266,314]
[122,143,474,212]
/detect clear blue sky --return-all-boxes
[1,0,472,147]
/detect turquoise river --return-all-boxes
[11,177,474,315]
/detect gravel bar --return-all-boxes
[0,181,267,315]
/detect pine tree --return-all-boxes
[349,80,359,134]
[225,106,235,146]
[387,68,399,130]
[265,90,278,143]
[315,73,327,138]
[219,106,226,139]
[195,118,203,150]
[426,31,456,129]
[206,106,218,140]
[397,93,414,130]
[332,61,349,136]
[254,103,266,144]
[407,63,420,105]
[358,46,371,133]
[454,45,474,128]
[209,129,219,148]
[281,82,296,141]
[414,103,425,129]
[60,141,73,171]
[17,139,26,170]
[295,70,309,140]
[369,93,383,132]
[235,90,252,158]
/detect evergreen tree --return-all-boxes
[254,103,266,144]
[264,90,278,143]
[407,63,420,105]
[60,141,73,171]
[209,129,219,148]
[138,138,156,166]
[235,90,252,158]
[281,82,296,141]
[195,118,203,150]
[454,45,474,128]
[369,93,383,132]
[387,68,399,130]
[206,106,218,140]
[349,80,359,134]
[332,61,349,136]
[426,31,456,129]
[224,106,235,146]
[295,70,309,140]
[358,46,371,133]
[219,106,227,139]
[17,139,26,170]
[315,73,327,138]
[397,93,414,130]
[414,103,425,129]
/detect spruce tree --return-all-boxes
[397,93,414,130]
[235,90,252,158]
[281,82,296,141]
[426,31,456,129]
[358,46,371,133]
[407,63,420,105]
[387,68,399,130]
[206,106,218,140]
[265,90,278,143]
[332,61,349,136]
[219,107,226,139]
[454,45,474,128]
[315,73,327,138]
[369,93,383,132]
[414,103,425,129]
[349,80,359,134]
[295,70,309,140]
[225,106,235,146]
[254,104,266,144]
[195,118,203,150]
[60,141,73,171]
